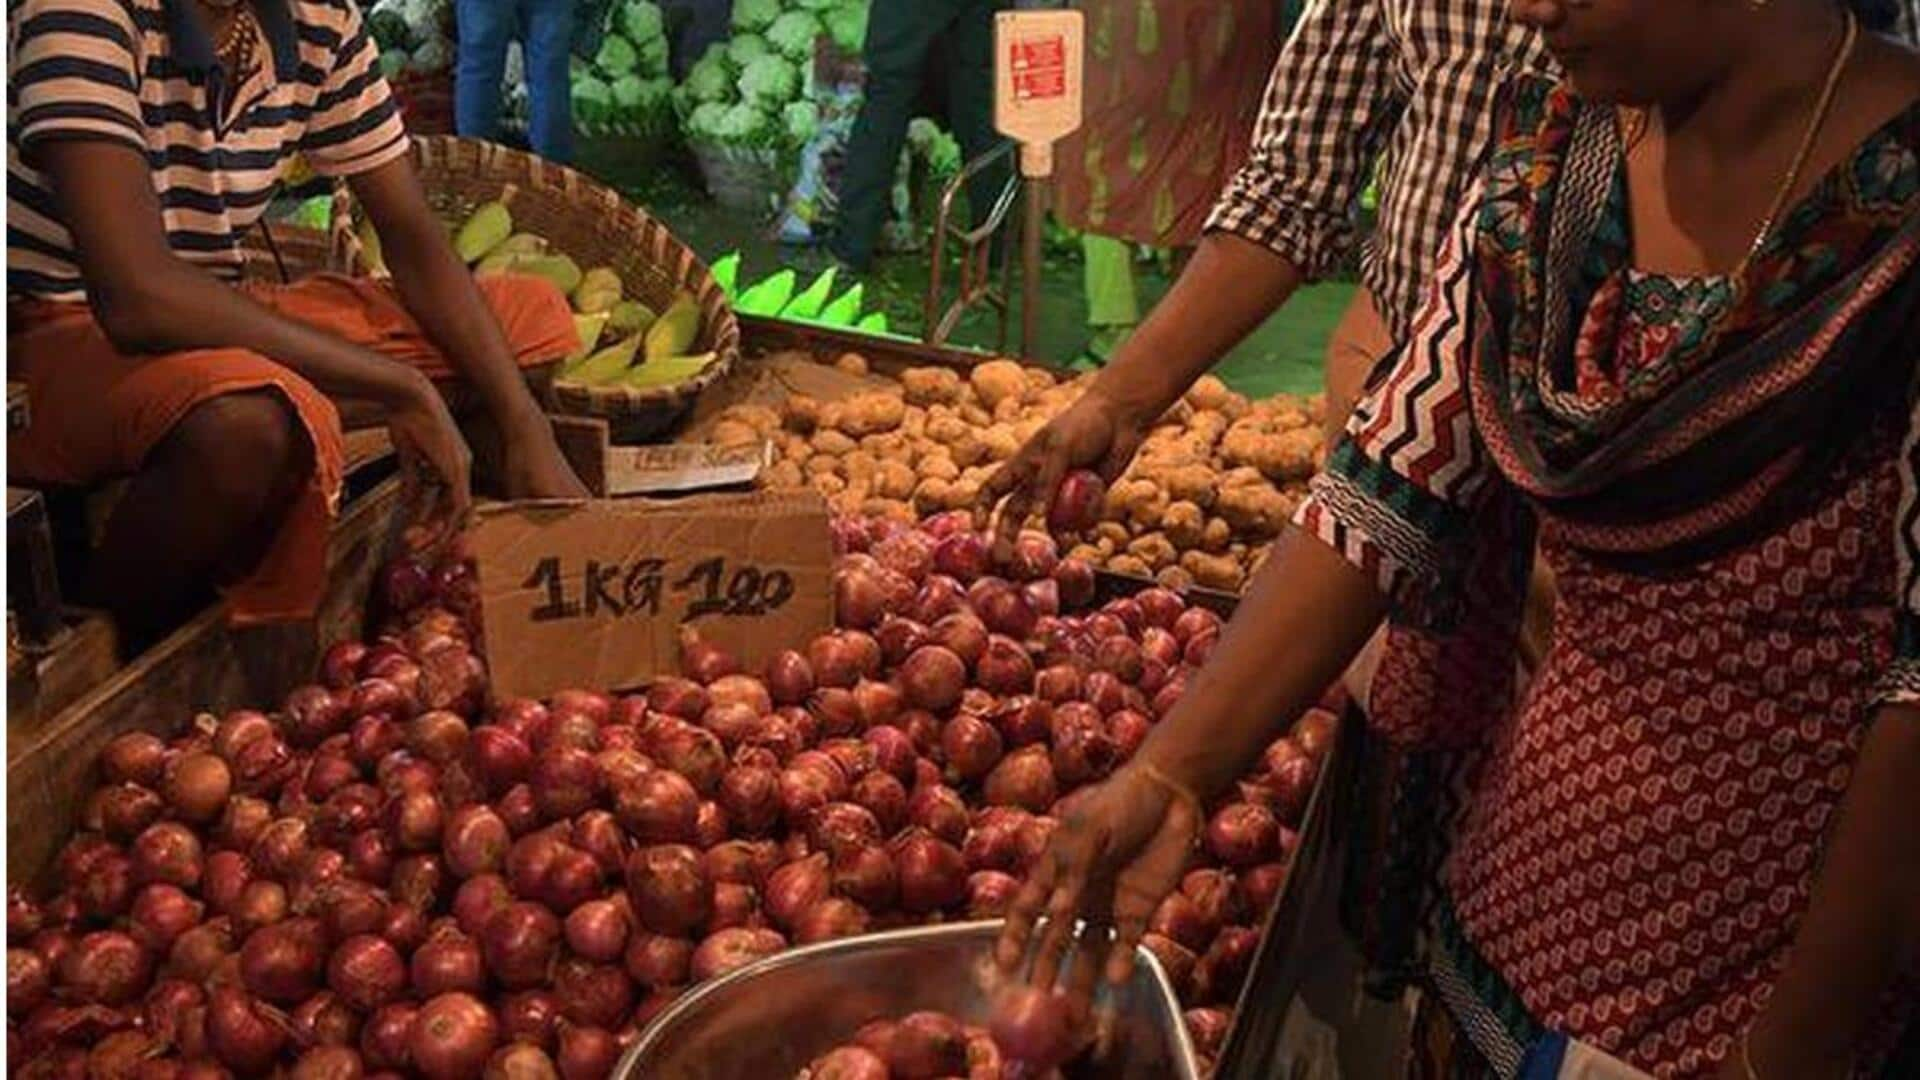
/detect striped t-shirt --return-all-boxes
[7,0,409,302]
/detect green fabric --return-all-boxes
[1081,232,1138,328]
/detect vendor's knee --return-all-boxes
[167,391,310,508]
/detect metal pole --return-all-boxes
[1021,175,1044,361]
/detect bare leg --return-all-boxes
[86,390,311,657]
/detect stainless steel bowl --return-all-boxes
[616,919,1200,1079]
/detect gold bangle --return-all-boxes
[1740,1029,1762,1080]
[1138,760,1204,817]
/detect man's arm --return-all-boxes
[349,159,587,498]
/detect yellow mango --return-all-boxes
[560,333,643,386]
[557,312,611,375]
[642,292,700,362]
[619,352,713,390]
[573,267,624,314]
[454,185,516,263]
[512,254,583,296]
[495,233,549,257]
[607,299,656,337]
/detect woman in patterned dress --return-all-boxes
[996,0,1920,1076]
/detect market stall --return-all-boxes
[5,148,1343,1080]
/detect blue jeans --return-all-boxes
[455,0,575,164]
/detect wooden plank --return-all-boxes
[8,488,64,645]
[7,609,118,744]
[7,474,406,889]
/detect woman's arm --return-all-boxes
[1735,709,1920,1078]
[349,159,588,499]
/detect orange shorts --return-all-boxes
[7,273,578,623]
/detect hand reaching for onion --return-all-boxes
[978,383,1138,557]
[994,764,1203,1004]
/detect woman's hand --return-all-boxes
[499,415,590,500]
[995,764,1203,995]
[386,373,474,537]
[978,387,1146,553]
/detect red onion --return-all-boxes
[1170,606,1221,645]
[210,710,273,763]
[842,681,898,730]
[163,753,232,823]
[1023,579,1062,620]
[623,844,711,937]
[807,633,865,690]
[496,784,542,838]
[563,900,630,965]
[882,1010,969,1077]
[320,641,371,690]
[1263,749,1318,827]
[807,688,863,738]
[677,629,739,685]
[239,917,324,1004]
[835,568,890,630]
[819,739,877,784]
[411,930,485,997]
[1094,635,1146,685]
[1052,556,1096,609]
[717,765,781,836]
[928,615,987,672]
[1002,532,1059,583]
[649,722,726,796]
[349,716,405,770]
[128,822,203,890]
[891,830,967,913]
[440,805,510,879]
[128,884,202,953]
[556,1024,619,1080]
[764,852,831,932]
[1084,612,1128,642]
[706,675,772,718]
[1183,868,1248,929]
[645,678,709,722]
[498,990,561,1052]
[381,902,430,954]
[452,874,513,938]
[1206,802,1279,867]
[931,531,992,582]
[484,1042,558,1080]
[901,711,943,758]
[861,725,917,782]
[961,813,1024,873]
[390,854,447,911]
[873,531,934,584]
[874,618,931,668]
[469,728,533,795]
[976,636,1036,696]
[1239,862,1289,918]
[623,932,693,989]
[1045,470,1107,534]
[752,650,815,710]
[899,646,966,713]
[1033,664,1084,704]
[1107,709,1153,760]
[976,586,1038,642]
[806,802,879,859]
[688,927,785,982]
[905,784,970,846]
[805,1046,889,1080]
[552,958,633,1029]
[101,732,168,788]
[87,783,164,842]
[1294,707,1338,760]
[966,870,1021,918]
[10,948,51,1016]
[346,828,396,886]
[482,902,561,990]
[385,789,446,854]
[989,985,1082,1071]
[1196,925,1260,1004]
[612,768,699,844]
[207,986,286,1072]
[325,934,404,1012]
[791,897,871,945]
[410,992,499,1080]
[939,715,1003,782]
[1184,1006,1230,1058]
[359,1002,418,1070]
[530,748,600,821]
[850,771,909,835]
[1184,628,1219,666]
[778,766,836,830]
[350,678,412,722]
[165,918,233,982]
[910,575,968,626]
[546,689,610,728]
[72,849,134,921]
[1149,892,1215,953]
[1143,932,1198,998]
[1051,721,1119,787]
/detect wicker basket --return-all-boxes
[689,140,794,215]
[332,136,741,442]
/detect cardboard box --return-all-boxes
[471,491,834,700]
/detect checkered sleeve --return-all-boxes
[1204,0,1403,280]
[1292,178,1505,615]
[1876,363,1920,708]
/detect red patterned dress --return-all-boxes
[1295,77,1920,1077]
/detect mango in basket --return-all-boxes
[619,352,713,389]
[573,267,623,315]
[643,292,700,362]
[495,233,549,257]
[567,312,610,362]
[607,299,656,337]
[356,217,388,278]
[454,186,516,263]
[559,333,642,385]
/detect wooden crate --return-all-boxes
[6,608,117,743]
[8,488,63,646]
[7,474,407,889]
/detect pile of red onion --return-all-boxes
[10,514,1338,1079]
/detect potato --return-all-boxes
[1093,521,1131,548]
[863,497,915,524]
[992,396,1026,424]
[1186,374,1234,413]
[959,402,993,428]
[783,394,823,433]
[708,419,761,448]
[1023,368,1057,394]
[912,477,955,515]
[950,432,989,469]
[1181,550,1245,591]
[1202,516,1234,553]
[875,460,917,500]
[803,454,841,478]
[901,367,964,406]
[765,460,803,489]
[969,359,1029,410]
[843,451,878,484]
[1162,465,1218,509]
[980,425,1021,461]
[720,404,782,436]
[810,429,857,456]
[1127,532,1177,571]
[919,453,959,483]
[1067,544,1104,564]
[812,473,847,496]
[1107,554,1152,577]
[834,352,870,375]
[818,401,848,433]
[841,391,906,437]
[1156,566,1195,591]
[926,415,970,446]
[1126,487,1171,531]
[1163,501,1206,549]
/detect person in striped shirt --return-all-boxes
[7,0,590,655]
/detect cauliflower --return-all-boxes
[738,54,799,105]
[684,49,735,104]
[618,0,664,44]
[783,101,820,145]
[594,33,637,75]
[767,11,823,59]
[636,34,669,78]
[727,33,772,68]
[824,1,868,52]
[731,0,780,33]
[716,101,771,143]
[687,101,732,141]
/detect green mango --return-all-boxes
[779,267,838,321]
[515,254,583,295]
[620,353,713,389]
[558,312,611,374]
[607,299,657,337]
[454,186,516,263]
[495,233,548,257]
[643,292,700,362]
[573,266,623,314]
[735,269,796,316]
[560,332,643,386]
[819,283,864,327]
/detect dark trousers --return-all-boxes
[831,0,1010,271]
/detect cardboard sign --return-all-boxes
[471,491,834,700]
[994,10,1084,177]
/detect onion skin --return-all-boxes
[687,927,785,982]
[207,986,287,1073]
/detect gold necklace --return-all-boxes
[1737,8,1857,275]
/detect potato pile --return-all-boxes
[703,355,1326,593]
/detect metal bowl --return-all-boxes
[616,919,1200,1079]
